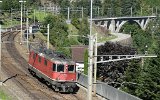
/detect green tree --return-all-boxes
[137,57,160,100]
[57,0,70,8]
[136,18,160,100]
[72,0,90,17]
[77,18,89,45]
[84,50,88,75]
[121,21,152,54]
[101,0,112,16]
[93,0,102,17]
[43,14,71,56]
[121,17,160,100]
[1,0,40,10]
[71,18,80,29]
[57,0,70,18]
[121,60,142,96]
[1,0,20,10]
[121,0,141,16]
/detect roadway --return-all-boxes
[97,32,131,46]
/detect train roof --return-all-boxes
[30,46,75,65]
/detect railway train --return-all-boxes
[28,46,77,93]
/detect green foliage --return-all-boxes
[27,0,41,7]
[56,47,71,58]
[134,56,160,100]
[42,14,71,56]
[0,90,11,100]
[84,50,88,75]
[71,18,89,45]
[57,0,70,17]
[57,0,70,8]
[136,19,160,99]
[54,0,160,17]
[92,0,102,16]
[121,21,152,54]
[121,0,141,16]
[143,0,160,6]
[121,60,142,95]
[1,0,40,10]
[1,0,20,10]
[101,0,112,16]
[78,18,89,45]
[101,0,122,17]
[121,17,160,100]
[72,0,90,17]
[93,0,102,7]
[71,18,80,29]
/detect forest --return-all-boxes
[0,0,159,99]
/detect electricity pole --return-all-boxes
[26,18,29,50]
[87,0,93,100]
[19,0,26,43]
[0,1,2,70]
[93,33,97,96]
[47,24,49,49]
[34,9,35,25]
[11,8,12,28]
[67,7,70,21]
[0,25,1,68]
[81,7,84,18]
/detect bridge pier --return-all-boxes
[109,19,115,33]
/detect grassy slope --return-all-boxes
[28,10,50,22]
[0,89,12,100]
[67,23,117,44]
[67,24,80,45]
[92,24,117,43]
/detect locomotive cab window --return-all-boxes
[44,59,47,66]
[33,53,36,59]
[53,64,56,71]
[57,64,64,72]
[38,56,41,63]
[68,65,75,72]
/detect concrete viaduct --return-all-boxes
[92,16,156,33]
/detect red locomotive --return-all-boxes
[28,46,77,92]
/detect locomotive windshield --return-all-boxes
[57,64,64,72]
[68,65,75,72]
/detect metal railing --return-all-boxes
[76,72,142,100]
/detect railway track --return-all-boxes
[1,31,83,100]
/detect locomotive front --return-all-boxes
[51,59,77,92]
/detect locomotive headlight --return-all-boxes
[72,79,74,81]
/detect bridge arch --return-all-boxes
[92,16,155,33]
[117,20,142,33]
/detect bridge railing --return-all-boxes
[77,72,142,100]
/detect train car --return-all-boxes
[28,47,77,93]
